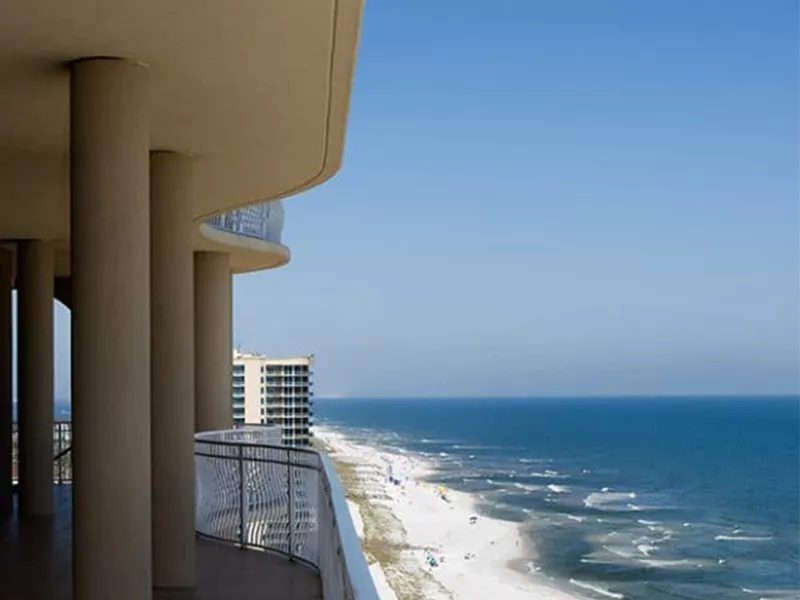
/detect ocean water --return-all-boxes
[316,397,800,600]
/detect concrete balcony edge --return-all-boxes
[196,223,290,274]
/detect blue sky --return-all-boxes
[54,1,799,399]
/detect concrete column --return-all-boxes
[17,240,55,517]
[0,249,12,521]
[70,57,151,600]
[150,152,195,588]
[194,252,233,432]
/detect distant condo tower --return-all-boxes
[232,350,314,447]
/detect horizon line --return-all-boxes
[311,393,800,400]
[47,392,800,404]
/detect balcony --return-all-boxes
[195,428,376,598]
[197,200,290,272]
[205,201,284,244]
[2,423,378,600]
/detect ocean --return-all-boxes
[316,396,800,600]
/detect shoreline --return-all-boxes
[315,426,582,600]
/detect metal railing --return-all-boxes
[205,200,285,243]
[195,428,378,600]
[11,420,72,484]
[53,422,73,483]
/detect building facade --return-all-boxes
[233,351,314,446]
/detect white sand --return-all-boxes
[317,427,584,600]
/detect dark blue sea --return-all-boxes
[316,397,800,600]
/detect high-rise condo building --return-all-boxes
[232,350,314,447]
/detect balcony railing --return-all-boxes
[195,428,378,600]
[11,420,73,484]
[205,200,285,244]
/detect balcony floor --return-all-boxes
[0,485,321,600]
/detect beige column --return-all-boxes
[150,152,195,588]
[194,252,233,432]
[0,249,11,521]
[17,240,55,517]
[70,57,152,600]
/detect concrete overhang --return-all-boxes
[47,233,290,278]
[0,0,363,241]
[195,225,290,274]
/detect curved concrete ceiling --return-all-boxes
[0,0,363,240]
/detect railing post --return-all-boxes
[68,423,72,482]
[287,447,293,559]
[238,444,245,549]
[58,423,63,484]
[260,203,269,239]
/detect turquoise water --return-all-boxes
[317,397,800,600]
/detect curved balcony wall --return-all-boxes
[197,200,290,273]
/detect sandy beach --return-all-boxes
[316,426,582,600]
